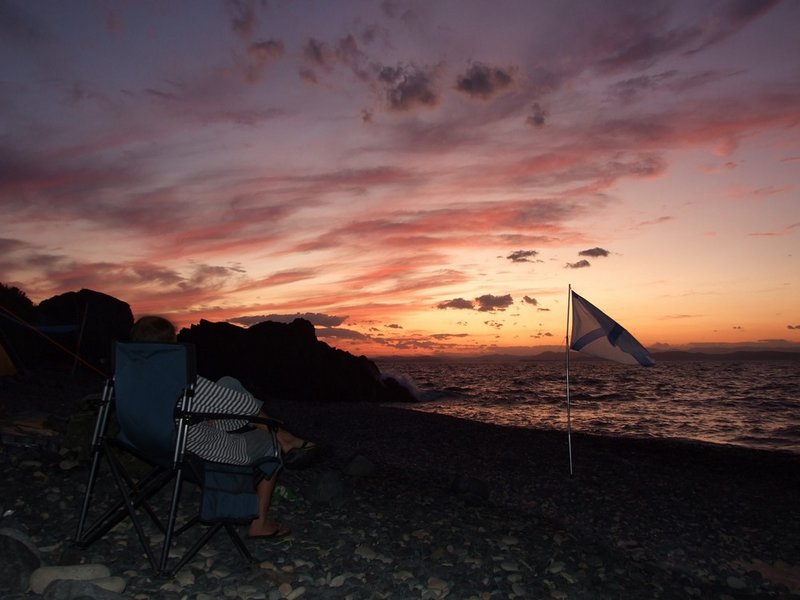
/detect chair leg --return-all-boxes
[105,445,161,572]
[167,522,222,576]
[75,381,114,543]
[225,523,256,563]
[159,467,185,573]
[76,446,174,550]
[74,442,104,543]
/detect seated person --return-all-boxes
[130,315,316,538]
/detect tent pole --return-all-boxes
[565,284,573,475]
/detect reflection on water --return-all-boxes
[377,359,800,454]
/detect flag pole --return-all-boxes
[565,284,574,475]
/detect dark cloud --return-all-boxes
[431,333,469,339]
[608,69,724,105]
[507,250,538,263]
[248,40,284,62]
[335,34,361,64]
[359,24,382,45]
[578,247,610,258]
[687,0,781,55]
[304,37,328,68]
[0,238,27,254]
[788,325,800,330]
[523,296,538,306]
[526,103,547,127]
[437,295,514,312]
[596,23,701,75]
[483,320,503,329]
[233,312,348,327]
[455,63,514,99]
[300,35,370,83]
[595,1,782,75]
[537,307,551,312]
[565,260,591,269]
[380,1,418,25]
[385,323,403,329]
[378,64,438,111]
[609,70,678,103]
[298,68,318,84]
[437,298,474,310]
[243,39,285,83]
[315,327,371,341]
[475,294,513,312]
[225,0,257,39]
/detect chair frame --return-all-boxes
[74,345,283,576]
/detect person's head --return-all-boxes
[130,315,177,343]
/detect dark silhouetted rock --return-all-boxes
[178,318,416,404]
[38,289,133,371]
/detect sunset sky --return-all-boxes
[2,0,798,357]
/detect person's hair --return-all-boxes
[130,315,177,343]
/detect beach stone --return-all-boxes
[286,586,306,599]
[355,544,378,560]
[0,527,41,592]
[174,568,195,587]
[501,561,520,572]
[427,576,449,594]
[30,564,112,594]
[547,561,565,574]
[42,579,126,600]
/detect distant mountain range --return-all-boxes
[533,349,800,362]
[376,349,800,363]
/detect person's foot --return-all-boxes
[290,440,316,451]
[284,441,320,469]
[277,433,316,454]
[248,522,291,539]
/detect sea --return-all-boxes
[375,358,800,455]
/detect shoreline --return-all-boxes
[396,401,800,458]
[2,372,799,597]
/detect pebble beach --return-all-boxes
[1,370,799,599]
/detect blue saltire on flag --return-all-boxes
[570,291,655,367]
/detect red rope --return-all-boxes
[0,304,109,379]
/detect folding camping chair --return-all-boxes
[74,342,283,575]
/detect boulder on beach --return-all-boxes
[38,289,133,369]
[178,318,415,403]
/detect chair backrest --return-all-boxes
[113,342,196,461]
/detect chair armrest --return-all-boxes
[177,410,283,430]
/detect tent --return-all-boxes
[0,333,18,376]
